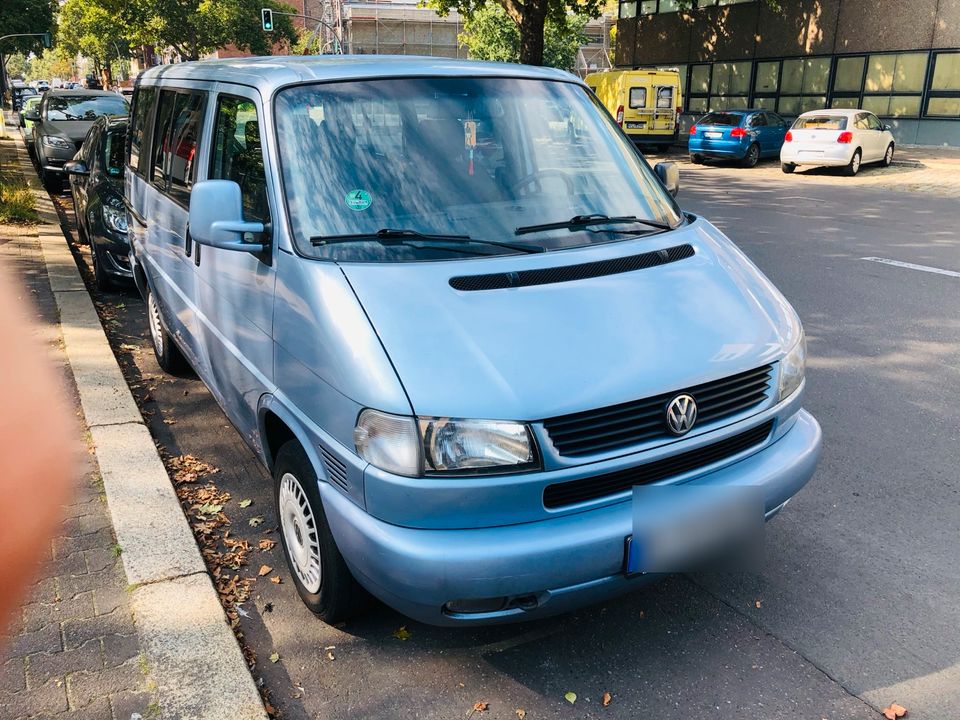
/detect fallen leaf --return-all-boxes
[392,625,412,641]
[603,692,612,706]
[564,691,577,704]
[239,499,252,508]
[516,710,526,719]
[882,703,908,719]
[326,650,335,661]
[755,600,762,609]
[258,539,277,551]
[472,701,488,712]
[196,503,223,515]
[270,576,282,584]
[269,652,280,663]
[263,602,274,613]
[258,565,273,577]
[163,419,176,425]
[249,516,264,527]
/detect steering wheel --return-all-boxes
[510,168,575,196]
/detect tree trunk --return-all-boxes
[518,3,547,66]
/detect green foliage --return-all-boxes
[459,4,587,72]
[0,171,38,226]
[58,0,134,67]
[5,54,30,80]
[0,0,57,55]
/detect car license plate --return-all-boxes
[626,122,645,129]
[704,131,722,139]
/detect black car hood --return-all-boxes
[43,119,95,144]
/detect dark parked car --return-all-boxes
[23,89,129,193]
[10,84,38,111]
[64,116,133,290]
[64,116,132,290]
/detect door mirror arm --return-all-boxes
[188,180,272,262]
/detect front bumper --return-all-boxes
[322,409,822,626]
[39,143,79,173]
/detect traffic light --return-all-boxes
[261,8,274,31]
[42,32,52,48]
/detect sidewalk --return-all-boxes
[0,115,268,720]
[0,140,156,719]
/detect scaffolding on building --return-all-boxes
[343,1,466,58]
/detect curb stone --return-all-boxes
[7,127,269,720]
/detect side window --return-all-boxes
[853,113,868,130]
[749,113,767,127]
[867,113,883,130]
[151,90,177,189]
[128,87,155,176]
[209,95,269,223]
[656,86,674,109]
[167,93,206,204]
[768,112,785,128]
[629,87,647,109]
[80,126,99,163]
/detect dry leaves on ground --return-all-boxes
[564,692,577,704]
[258,538,277,551]
[166,453,220,484]
[392,625,412,641]
[258,565,273,577]
[515,710,526,719]
[602,692,612,706]
[882,703,907,719]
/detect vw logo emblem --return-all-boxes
[665,394,697,435]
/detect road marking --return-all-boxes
[862,257,960,278]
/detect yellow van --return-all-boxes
[585,68,682,149]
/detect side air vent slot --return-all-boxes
[449,244,695,291]
[320,446,348,491]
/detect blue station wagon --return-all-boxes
[125,57,821,626]
[689,110,789,167]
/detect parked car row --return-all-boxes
[21,89,131,290]
[22,57,821,629]
[687,107,896,176]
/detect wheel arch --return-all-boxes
[257,395,327,480]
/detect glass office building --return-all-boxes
[615,0,960,145]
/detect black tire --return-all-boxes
[844,149,862,177]
[882,143,894,167]
[274,440,369,623]
[41,166,63,194]
[90,243,114,292]
[742,143,760,168]
[145,283,189,374]
[781,163,796,174]
[690,153,704,165]
[73,197,89,245]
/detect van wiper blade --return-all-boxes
[310,228,544,254]
[514,214,672,236]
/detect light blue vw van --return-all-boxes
[125,56,820,626]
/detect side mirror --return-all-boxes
[883,124,892,132]
[19,114,26,127]
[188,180,265,253]
[655,161,680,198]
[64,161,89,176]
[23,109,40,122]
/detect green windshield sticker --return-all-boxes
[345,189,372,211]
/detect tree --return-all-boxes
[429,0,603,66]
[58,0,135,86]
[0,0,56,54]
[459,4,587,72]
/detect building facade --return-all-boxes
[615,0,960,145]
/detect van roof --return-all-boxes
[138,55,579,93]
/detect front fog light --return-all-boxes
[778,332,806,401]
[420,417,536,473]
[354,409,421,477]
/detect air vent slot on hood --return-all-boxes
[449,244,694,291]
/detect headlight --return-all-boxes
[354,410,539,476]
[354,409,421,477]
[102,205,128,233]
[42,136,73,149]
[419,417,536,473]
[778,330,806,401]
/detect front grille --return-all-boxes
[449,244,695,292]
[319,446,348,491]
[543,364,774,457]
[542,419,775,508]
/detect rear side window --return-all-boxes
[128,87,155,176]
[209,95,269,223]
[151,89,206,203]
[104,128,127,177]
[700,112,742,126]
[629,87,646,109]
[748,113,767,127]
[794,115,848,130]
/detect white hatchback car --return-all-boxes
[780,109,895,176]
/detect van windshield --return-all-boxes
[275,77,682,262]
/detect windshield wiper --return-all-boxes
[514,214,672,236]
[310,228,544,254]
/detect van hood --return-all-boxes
[340,217,800,421]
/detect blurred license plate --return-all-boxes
[704,131,722,139]
[626,122,646,129]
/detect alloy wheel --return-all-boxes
[147,291,164,357]
[279,472,322,593]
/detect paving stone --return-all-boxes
[27,577,60,605]
[4,621,62,658]
[84,547,119,574]
[53,528,114,558]
[47,551,88,579]
[22,593,95,633]
[26,639,102,690]
[63,610,130,651]
[0,657,26,694]
[59,564,126,598]
[92,587,129,617]
[67,661,143,709]
[102,634,140,669]
[61,512,112,539]
[7,677,69,716]
[110,689,154,720]
[68,696,112,720]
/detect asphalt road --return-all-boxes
[51,160,960,720]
